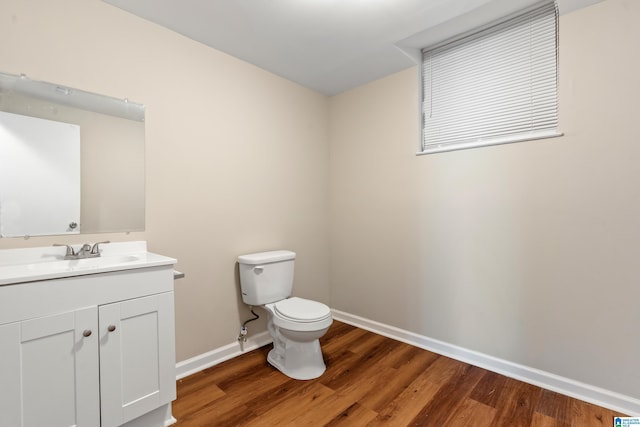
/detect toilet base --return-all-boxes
[267,338,327,380]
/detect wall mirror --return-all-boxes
[0,72,145,237]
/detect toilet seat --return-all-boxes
[274,297,331,323]
[265,297,333,332]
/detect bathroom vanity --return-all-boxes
[0,242,177,427]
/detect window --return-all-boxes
[420,1,561,155]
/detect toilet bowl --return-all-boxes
[237,250,333,380]
[263,297,332,380]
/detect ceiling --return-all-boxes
[102,0,602,96]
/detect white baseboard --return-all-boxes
[175,331,272,380]
[331,309,640,416]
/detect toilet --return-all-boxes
[238,250,332,380]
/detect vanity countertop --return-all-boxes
[0,241,176,286]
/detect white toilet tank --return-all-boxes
[238,250,295,305]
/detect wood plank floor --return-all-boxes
[173,321,624,426]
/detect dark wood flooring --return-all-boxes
[173,321,624,426]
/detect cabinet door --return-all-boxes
[99,292,176,427]
[0,307,99,427]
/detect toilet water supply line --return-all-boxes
[238,307,260,342]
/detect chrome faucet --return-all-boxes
[90,241,110,256]
[77,244,93,258]
[53,243,76,259]
[53,241,110,260]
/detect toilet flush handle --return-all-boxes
[253,266,264,275]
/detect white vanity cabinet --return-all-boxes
[99,292,176,427]
[0,263,176,427]
[0,307,100,427]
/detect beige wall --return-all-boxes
[329,0,640,399]
[0,0,330,361]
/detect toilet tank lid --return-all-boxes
[238,250,296,265]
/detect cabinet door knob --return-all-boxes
[107,325,116,332]
[82,329,92,337]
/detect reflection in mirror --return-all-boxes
[0,72,145,238]
[0,111,80,237]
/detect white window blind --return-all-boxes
[421,1,560,154]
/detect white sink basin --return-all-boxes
[0,242,176,286]
[26,255,141,273]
